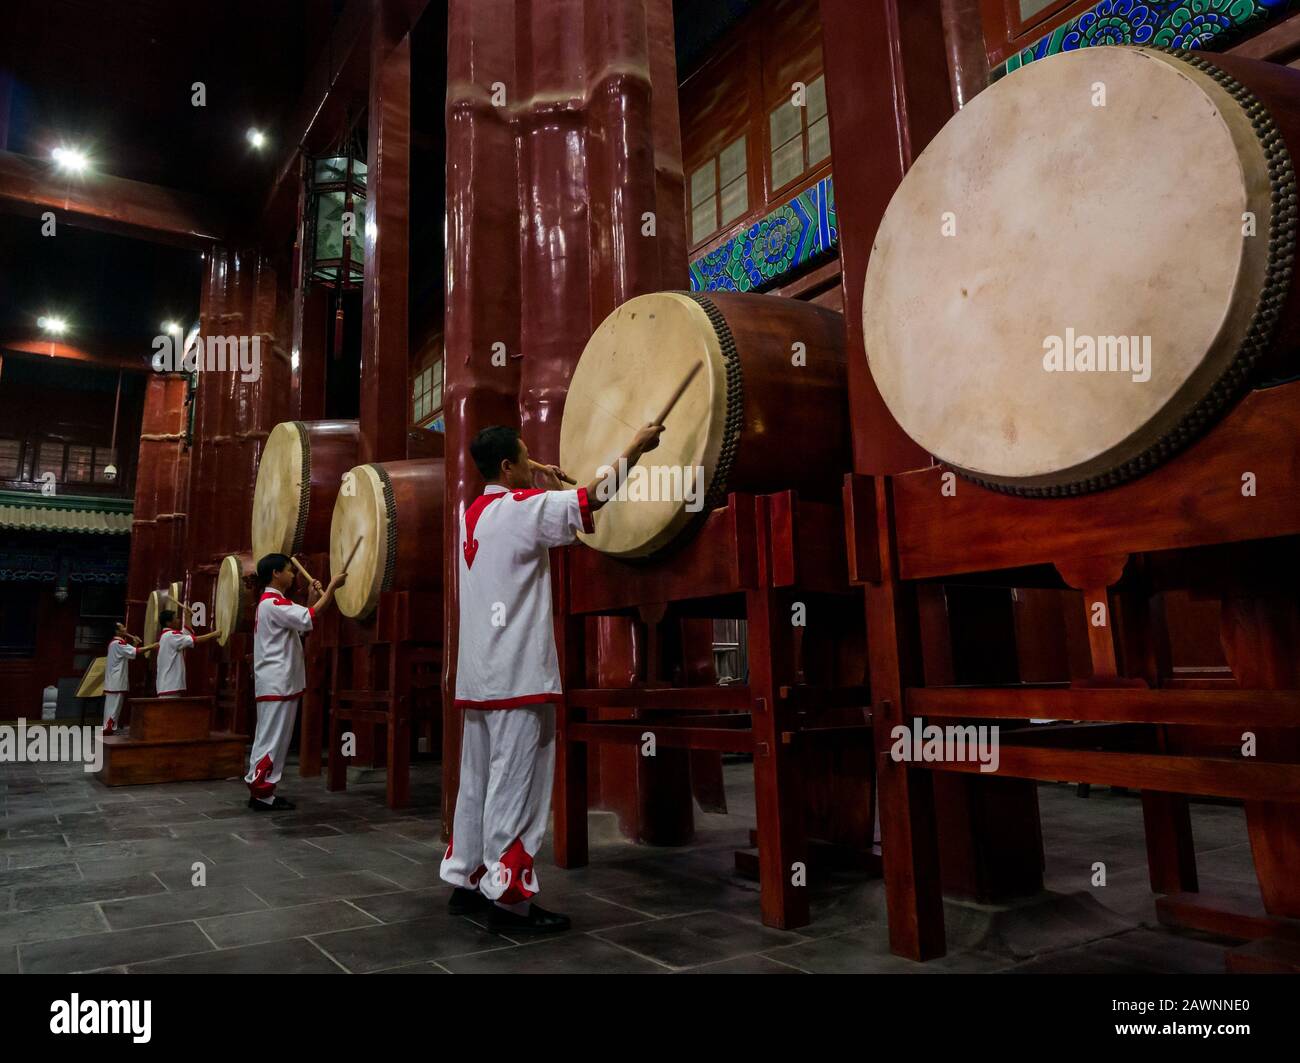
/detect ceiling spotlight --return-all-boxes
[38,315,68,335]
[247,129,267,149]
[163,321,182,335]
[51,147,89,174]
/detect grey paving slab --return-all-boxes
[99,884,268,930]
[441,933,666,974]
[200,899,380,947]
[594,911,801,970]
[311,914,507,972]
[0,902,109,947]
[20,922,214,973]
[126,938,344,974]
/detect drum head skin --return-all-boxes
[864,47,1284,494]
[143,582,183,646]
[252,421,308,559]
[559,292,728,558]
[330,463,389,618]
[76,657,106,699]
[214,555,245,646]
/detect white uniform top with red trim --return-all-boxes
[156,627,196,695]
[105,638,137,694]
[253,591,313,700]
[455,486,594,708]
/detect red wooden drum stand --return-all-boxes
[853,381,1300,967]
[317,590,442,810]
[554,490,874,930]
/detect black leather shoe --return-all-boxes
[248,796,296,811]
[487,903,571,935]
[448,888,490,916]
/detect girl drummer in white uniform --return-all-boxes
[154,608,219,698]
[103,623,142,735]
[244,553,344,811]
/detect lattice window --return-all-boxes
[412,360,443,425]
[769,74,830,195]
[690,135,748,247]
[65,444,94,483]
[0,439,21,479]
[93,447,117,483]
[35,442,64,483]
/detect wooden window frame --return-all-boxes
[979,0,1095,67]
[411,356,444,428]
[689,134,750,248]
[766,72,831,203]
[23,440,117,486]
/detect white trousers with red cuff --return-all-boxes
[245,697,298,800]
[103,693,126,733]
[440,704,555,906]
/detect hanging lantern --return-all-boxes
[304,149,367,291]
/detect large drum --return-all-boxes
[143,582,183,646]
[328,459,445,618]
[251,420,361,559]
[559,291,849,558]
[214,553,257,646]
[863,46,1300,496]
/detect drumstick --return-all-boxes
[290,555,317,587]
[341,536,363,575]
[652,361,703,427]
[528,459,576,485]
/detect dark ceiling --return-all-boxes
[0,211,204,360]
[0,0,337,198]
[673,0,758,78]
[0,0,755,353]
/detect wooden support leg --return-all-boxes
[553,575,588,868]
[747,500,809,930]
[387,641,410,809]
[327,708,348,793]
[1222,592,1300,919]
[1142,790,1198,894]
[299,644,324,777]
[866,478,945,960]
[326,647,347,793]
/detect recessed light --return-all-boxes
[163,321,182,335]
[51,147,89,173]
[247,129,267,149]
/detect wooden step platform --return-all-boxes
[99,696,248,786]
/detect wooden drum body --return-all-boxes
[863,46,1300,495]
[143,582,183,646]
[559,291,850,558]
[329,459,445,619]
[214,553,257,646]
[252,420,361,560]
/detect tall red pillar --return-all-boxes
[441,0,692,841]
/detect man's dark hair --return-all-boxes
[159,609,176,628]
[470,426,522,481]
[257,553,292,587]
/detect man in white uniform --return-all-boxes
[244,553,344,811]
[103,623,141,735]
[154,609,219,697]
[441,421,662,934]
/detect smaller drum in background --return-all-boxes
[252,419,361,560]
[214,553,257,646]
[76,657,107,699]
[329,459,445,619]
[143,582,183,646]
